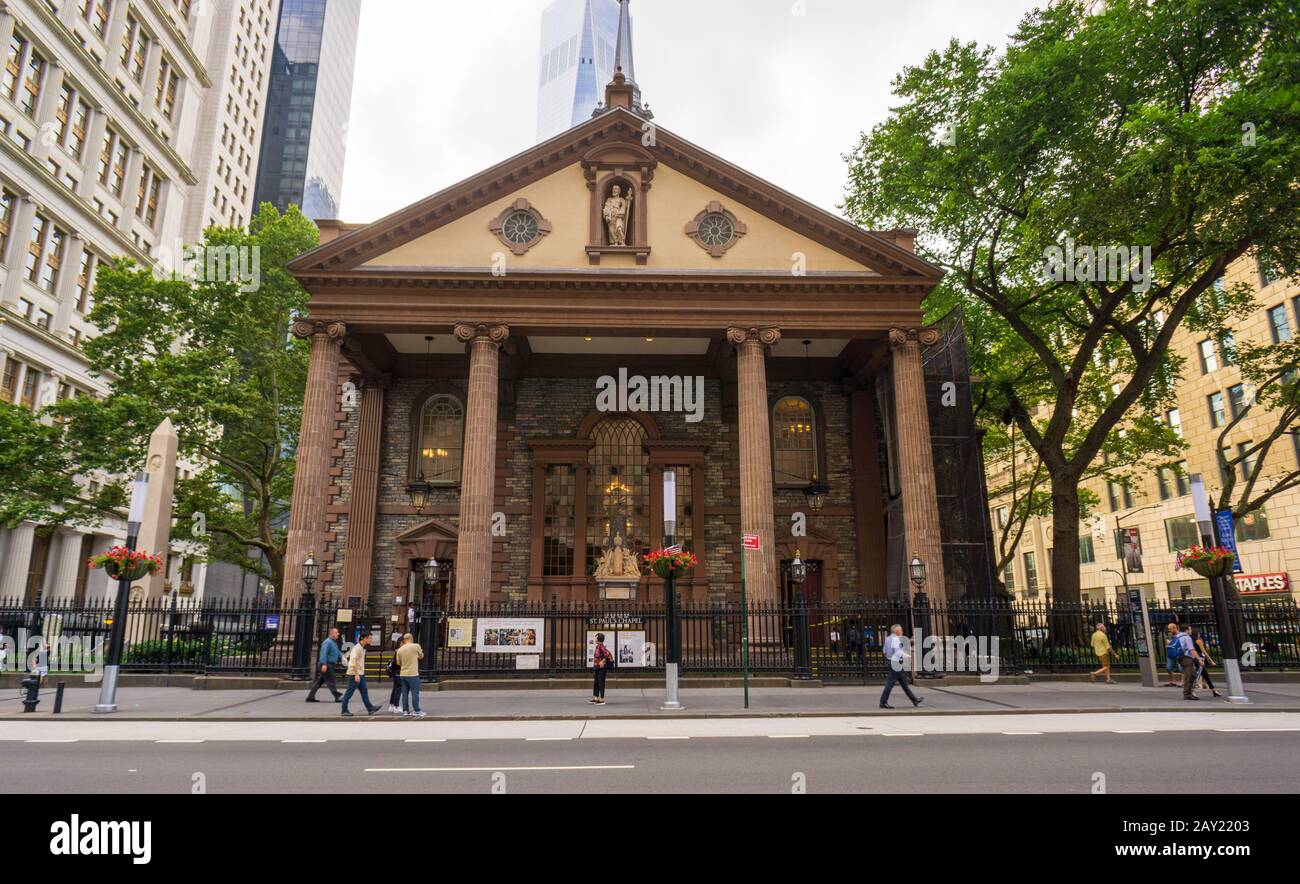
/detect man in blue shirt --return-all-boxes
[880,624,923,709]
[306,627,343,703]
[1166,622,1202,700]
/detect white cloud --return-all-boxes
[340,0,1041,223]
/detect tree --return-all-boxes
[845,0,1300,603]
[45,204,319,594]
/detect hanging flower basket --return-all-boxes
[88,546,163,583]
[645,549,698,580]
[1178,546,1235,579]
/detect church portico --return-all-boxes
[286,47,991,618]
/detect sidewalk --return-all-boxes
[5,679,1300,720]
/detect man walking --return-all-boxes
[395,632,426,719]
[1089,623,1120,684]
[1166,622,1202,701]
[880,624,923,709]
[340,632,380,717]
[306,627,343,703]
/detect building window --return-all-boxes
[417,394,464,484]
[995,506,1009,528]
[0,188,13,256]
[1228,383,1248,420]
[685,202,747,257]
[1235,509,1270,543]
[1164,515,1200,553]
[0,359,17,403]
[772,396,818,485]
[586,417,649,575]
[1107,481,1133,511]
[1078,534,1095,565]
[1236,442,1259,481]
[1002,563,1016,593]
[1269,304,1293,343]
[1166,408,1182,437]
[74,250,98,312]
[1208,392,1226,427]
[667,465,694,554]
[1023,551,1039,594]
[1218,332,1237,366]
[1259,256,1283,288]
[487,199,551,255]
[542,464,575,577]
[1198,339,1218,374]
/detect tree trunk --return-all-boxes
[1048,471,1085,648]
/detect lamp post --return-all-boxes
[1190,474,1248,703]
[94,471,150,714]
[406,474,432,515]
[290,552,320,679]
[909,555,928,607]
[660,471,683,710]
[789,550,811,680]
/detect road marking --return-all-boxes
[646,736,690,740]
[25,739,77,743]
[525,737,573,742]
[1113,730,1155,734]
[282,739,327,743]
[1001,731,1043,735]
[1215,727,1300,733]
[767,734,810,739]
[405,738,447,743]
[365,765,635,773]
[882,732,923,737]
[155,739,204,743]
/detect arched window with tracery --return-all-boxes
[418,394,464,484]
[585,416,649,575]
[773,396,818,485]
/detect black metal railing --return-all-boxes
[1,595,1296,682]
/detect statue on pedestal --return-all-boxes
[594,531,641,579]
[603,185,633,247]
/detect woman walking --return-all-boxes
[1190,626,1222,698]
[590,633,612,705]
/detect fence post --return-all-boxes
[793,592,811,680]
[292,592,317,680]
[163,592,178,673]
[418,593,436,682]
[549,595,558,676]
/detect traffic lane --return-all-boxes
[1,731,1296,794]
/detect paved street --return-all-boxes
[2,723,1296,793]
[6,680,1300,719]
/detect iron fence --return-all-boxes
[2,594,1297,683]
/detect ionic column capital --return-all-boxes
[454,322,510,347]
[725,326,781,351]
[291,319,347,341]
[888,326,941,348]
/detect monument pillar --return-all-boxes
[137,418,178,600]
[726,326,780,604]
[454,322,509,602]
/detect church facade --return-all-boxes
[283,69,993,618]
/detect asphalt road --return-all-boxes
[6,730,1297,793]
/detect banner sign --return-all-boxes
[1213,509,1245,573]
[1234,573,1290,595]
[475,618,544,653]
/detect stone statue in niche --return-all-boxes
[594,531,641,579]
[602,184,633,246]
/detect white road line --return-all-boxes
[646,736,690,741]
[882,732,923,737]
[365,765,635,773]
[282,739,327,743]
[767,734,810,739]
[525,737,573,742]
[1113,730,1155,734]
[155,739,204,743]
[25,739,77,743]
[405,738,447,743]
[1215,727,1300,733]
[1001,732,1043,735]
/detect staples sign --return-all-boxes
[1233,573,1290,595]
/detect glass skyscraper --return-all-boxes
[254,0,363,220]
[536,0,627,142]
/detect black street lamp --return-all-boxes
[790,550,808,586]
[909,554,928,606]
[407,473,432,514]
[423,557,442,585]
[802,475,829,514]
[302,551,319,592]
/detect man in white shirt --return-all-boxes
[880,624,923,709]
[340,633,380,717]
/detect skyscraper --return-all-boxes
[536,0,647,142]
[253,0,362,220]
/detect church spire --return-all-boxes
[595,0,653,121]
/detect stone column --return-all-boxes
[1,197,39,307]
[889,327,947,602]
[118,149,145,232]
[0,522,35,599]
[137,418,178,600]
[46,530,86,602]
[284,320,346,599]
[341,376,386,603]
[453,322,509,603]
[77,109,109,201]
[32,63,65,164]
[726,326,780,603]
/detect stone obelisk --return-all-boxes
[137,418,178,600]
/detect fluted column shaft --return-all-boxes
[342,376,386,602]
[285,320,346,599]
[890,327,947,602]
[454,323,509,602]
[727,326,780,603]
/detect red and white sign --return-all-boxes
[1234,572,1291,595]
[742,533,761,551]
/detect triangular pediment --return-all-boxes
[289,109,942,282]
[394,518,458,544]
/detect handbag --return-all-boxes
[386,652,401,678]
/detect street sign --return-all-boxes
[742,533,760,550]
[264,615,280,631]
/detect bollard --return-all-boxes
[20,674,40,713]
[54,681,65,714]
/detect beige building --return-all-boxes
[0,0,279,605]
[990,256,1300,606]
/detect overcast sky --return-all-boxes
[339,0,1044,224]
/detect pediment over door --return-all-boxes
[395,518,459,561]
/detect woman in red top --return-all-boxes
[590,634,612,705]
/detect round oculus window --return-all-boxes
[501,210,540,246]
[697,213,735,247]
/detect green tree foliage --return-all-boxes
[844,0,1300,602]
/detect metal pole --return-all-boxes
[660,471,683,711]
[1191,476,1248,703]
[741,550,750,709]
[95,472,149,714]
